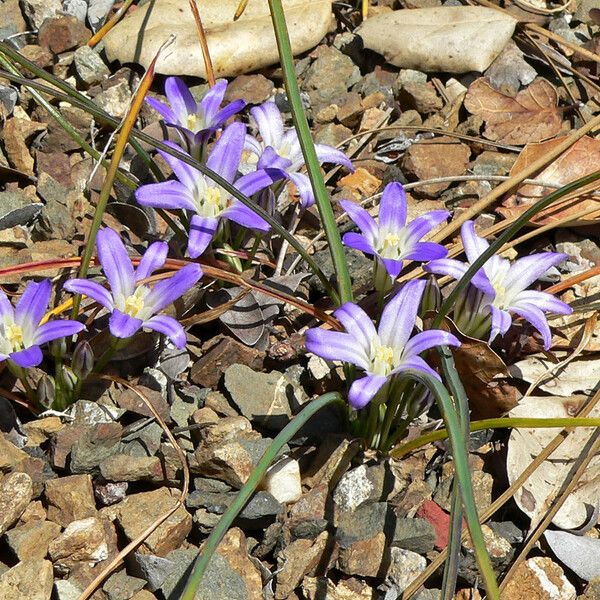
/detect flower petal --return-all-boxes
[188,214,219,258]
[392,355,441,382]
[348,374,388,409]
[165,76,197,120]
[135,241,168,282]
[257,146,293,171]
[340,199,378,242]
[461,220,489,264]
[0,290,14,321]
[304,328,370,370]
[206,122,245,183]
[15,279,51,329]
[381,258,404,279]
[145,96,177,124]
[378,279,427,350]
[198,79,227,122]
[512,290,572,315]
[9,345,43,368]
[236,168,285,197]
[314,143,353,170]
[109,309,143,339]
[212,99,246,128]
[378,182,407,231]
[63,279,114,310]
[287,172,315,209]
[333,302,377,353]
[489,305,512,342]
[342,232,376,257]
[143,314,187,349]
[144,263,202,314]
[425,258,468,280]
[405,210,450,242]
[404,330,460,358]
[251,102,284,148]
[135,180,196,212]
[97,228,135,304]
[404,241,448,262]
[157,141,202,191]
[511,304,553,350]
[223,202,270,231]
[33,320,85,346]
[504,252,567,293]
[244,134,264,157]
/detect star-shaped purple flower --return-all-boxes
[341,182,450,279]
[425,220,572,349]
[305,280,460,409]
[146,77,245,152]
[136,122,284,258]
[244,102,354,208]
[64,228,202,348]
[0,280,85,368]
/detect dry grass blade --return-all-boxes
[87,0,137,47]
[189,0,216,87]
[180,289,250,325]
[500,430,600,592]
[403,388,600,598]
[77,377,190,600]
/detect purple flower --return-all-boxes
[305,280,460,409]
[0,280,85,368]
[425,221,572,349]
[146,77,245,150]
[64,228,202,349]
[341,182,449,279]
[136,122,284,258]
[244,102,354,208]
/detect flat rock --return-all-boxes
[224,74,275,105]
[38,16,91,54]
[0,472,33,535]
[337,531,387,577]
[4,520,61,560]
[386,547,427,593]
[0,188,43,229]
[44,474,97,527]
[502,556,576,600]
[21,0,62,28]
[70,422,122,473]
[0,559,53,600]
[99,454,164,483]
[103,569,146,600]
[104,0,333,77]
[115,488,192,556]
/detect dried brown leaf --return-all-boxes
[464,77,562,145]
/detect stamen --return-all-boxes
[205,187,222,206]
[6,323,23,349]
[371,343,395,376]
[124,294,145,318]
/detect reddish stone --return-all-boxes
[38,16,91,54]
[415,499,465,550]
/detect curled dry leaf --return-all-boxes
[507,395,600,529]
[103,0,333,77]
[498,136,600,224]
[464,77,563,145]
[357,6,516,73]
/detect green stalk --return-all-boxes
[434,170,600,327]
[267,0,352,305]
[180,392,343,600]
[402,368,499,599]
[392,416,600,459]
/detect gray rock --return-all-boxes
[0,86,18,117]
[0,190,43,230]
[70,422,122,473]
[193,477,231,494]
[309,246,373,296]
[54,579,82,600]
[132,551,181,592]
[93,80,131,118]
[73,399,120,425]
[103,569,146,600]
[386,547,427,593]
[21,0,62,28]
[393,518,436,554]
[73,45,110,86]
[224,364,292,430]
[336,502,392,547]
[62,0,88,22]
[88,0,117,31]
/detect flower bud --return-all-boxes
[421,276,442,315]
[49,337,67,359]
[37,374,55,409]
[60,366,78,394]
[72,341,94,379]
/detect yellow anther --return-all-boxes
[6,323,23,347]
[383,232,400,248]
[375,345,394,368]
[186,114,198,131]
[205,187,222,207]
[124,294,145,318]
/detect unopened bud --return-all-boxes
[37,374,55,409]
[72,341,94,379]
[60,366,77,393]
[421,276,442,315]
[49,337,67,358]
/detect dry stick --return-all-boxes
[430,112,600,243]
[403,388,600,599]
[77,377,190,600]
[87,0,136,47]
[189,0,216,87]
[500,430,600,592]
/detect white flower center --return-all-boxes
[184,112,206,133]
[370,341,397,376]
[5,323,23,349]
[194,186,230,219]
[376,230,409,260]
[122,286,151,319]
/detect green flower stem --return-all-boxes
[6,361,35,403]
[391,416,600,459]
[180,392,344,600]
[268,0,352,306]
[403,368,499,599]
[434,170,600,327]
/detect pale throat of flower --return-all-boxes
[5,322,24,350]
[123,286,150,319]
[184,112,205,133]
[196,185,230,218]
[370,339,397,376]
[377,230,408,260]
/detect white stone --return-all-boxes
[333,465,373,512]
[263,457,302,504]
[386,548,427,593]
